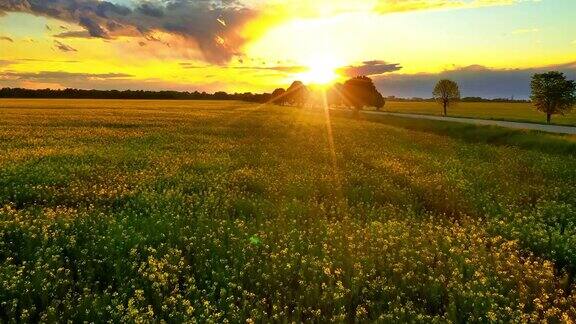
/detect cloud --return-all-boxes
[0,0,258,63]
[262,0,536,17]
[0,59,79,68]
[0,71,134,89]
[0,35,13,42]
[232,65,307,73]
[373,0,532,14]
[54,30,93,39]
[180,62,307,73]
[373,62,576,99]
[53,40,77,52]
[1,71,132,81]
[252,0,528,21]
[0,70,243,92]
[179,62,209,69]
[78,15,109,38]
[339,60,402,77]
[0,60,16,67]
[137,2,164,18]
[17,58,79,63]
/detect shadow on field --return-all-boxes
[331,110,576,156]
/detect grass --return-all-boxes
[383,101,576,126]
[1,99,576,322]
[346,111,576,156]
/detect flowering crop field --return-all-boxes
[1,99,576,322]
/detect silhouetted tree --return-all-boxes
[341,76,384,114]
[285,81,309,107]
[433,79,460,116]
[213,91,228,100]
[375,93,385,111]
[271,88,286,105]
[530,71,576,124]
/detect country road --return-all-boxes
[362,111,576,135]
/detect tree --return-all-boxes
[433,79,460,116]
[341,76,385,113]
[271,88,286,105]
[285,81,309,107]
[530,71,576,124]
[374,93,385,111]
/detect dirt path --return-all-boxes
[363,111,576,135]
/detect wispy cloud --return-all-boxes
[0,71,131,89]
[53,40,77,52]
[180,62,307,74]
[339,61,402,77]
[0,71,133,82]
[255,0,530,19]
[0,60,15,67]
[0,35,13,42]
[231,65,307,73]
[374,0,536,13]
[54,31,93,39]
[17,58,80,63]
[0,70,237,92]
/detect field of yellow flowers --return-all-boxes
[1,99,575,322]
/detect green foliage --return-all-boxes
[354,111,576,155]
[531,71,576,123]
[381,100,576,126]
[270,88,286,105]
[341,76,385,110]
[277,76,385,111]
[285,81,309,107]
[433,79,461,116]
[0,99,575,322]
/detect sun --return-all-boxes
[296,56,342,86]
[300,66,338,85]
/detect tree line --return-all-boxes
[0,88,272,103]
[0,83,532,105]
[270,76,385,113]
[2,72,575,124]
[0,76,386,111]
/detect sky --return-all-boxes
[0,0,575,98]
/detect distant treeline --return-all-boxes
[0,87,529,103]
[0,88,272,103]
[386,96,529,103]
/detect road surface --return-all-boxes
[362,111,576,135]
